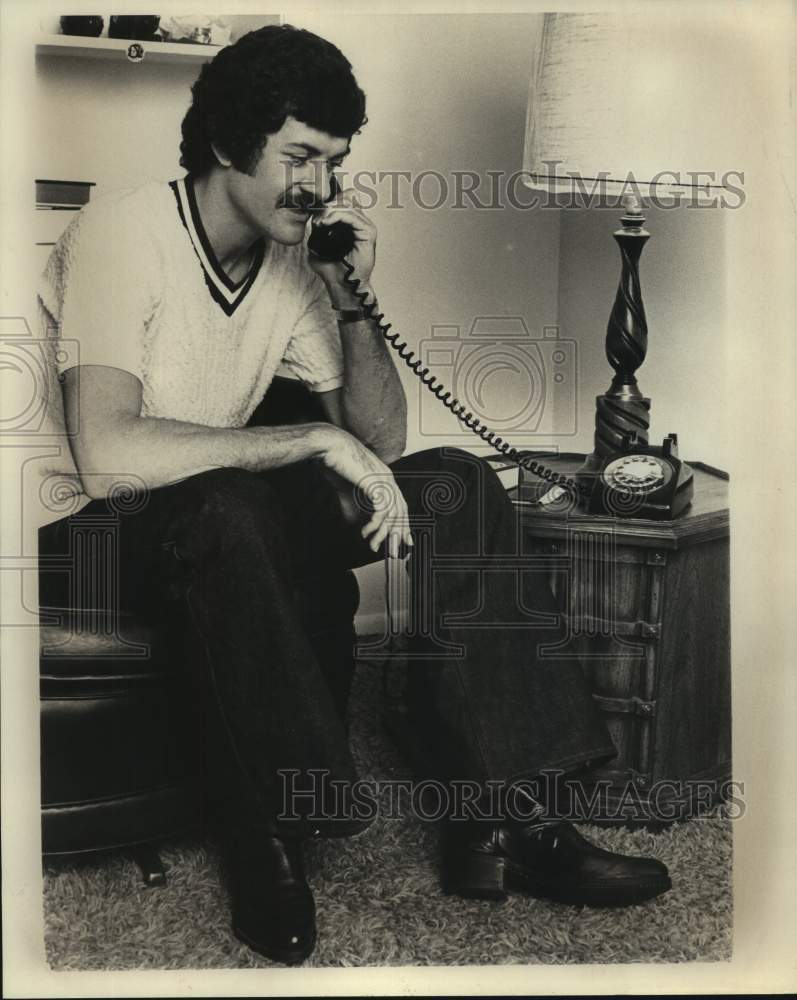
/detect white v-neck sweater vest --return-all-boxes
[33,177,345,524]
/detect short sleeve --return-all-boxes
[37,194,162,382]
[280,272,344,393]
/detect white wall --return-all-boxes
[34,54,197,194]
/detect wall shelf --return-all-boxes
[35,33,222,65]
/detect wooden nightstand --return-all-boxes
[514,454,730,825]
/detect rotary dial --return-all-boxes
[603,454,670,492]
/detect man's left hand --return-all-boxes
[308,187,376,308]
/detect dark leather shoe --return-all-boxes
[224,833,316,965]
[444,819,671,907]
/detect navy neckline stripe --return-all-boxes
[169,176,265,317]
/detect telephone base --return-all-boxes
[523,436,695,521]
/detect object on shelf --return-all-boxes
[108,15,161,41]
[158,14,231,46]
[59,15,104,37]
[36,179,95,208]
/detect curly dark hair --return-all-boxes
[180,24,367,176]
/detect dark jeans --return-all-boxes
[38,447,613,837]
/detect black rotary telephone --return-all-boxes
[307,208,693,520]
[585,433,693,520]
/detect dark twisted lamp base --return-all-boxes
[578,196,653,484]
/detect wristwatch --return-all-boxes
[334,306,370,323]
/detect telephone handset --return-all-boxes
[306,201,692,520]
[307,219,357,262]
[307,174,358,262]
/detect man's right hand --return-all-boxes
[318,426,412,558]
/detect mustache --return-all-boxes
[278,193,327,212]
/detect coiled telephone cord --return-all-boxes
[340,259,589,501]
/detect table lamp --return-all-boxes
[522,11,742,511]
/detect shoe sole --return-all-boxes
[444,852,672,908]
[506,864,672,907]
[232,921,317,966]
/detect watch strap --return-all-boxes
[335,307,370,324]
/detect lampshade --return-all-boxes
[523,11,748,196]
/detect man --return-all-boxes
[38,25,670,965]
